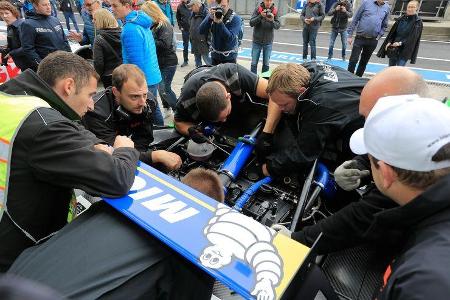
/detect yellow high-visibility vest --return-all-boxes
[0,93,50,220]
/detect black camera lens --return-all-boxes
[214,7,223,18]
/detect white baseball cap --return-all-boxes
[350,95,450,172]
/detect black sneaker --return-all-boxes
[180,62,188,67]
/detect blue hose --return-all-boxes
[233,177,272,211]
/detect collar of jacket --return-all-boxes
[5,70,80,121]
[372,174,450,230]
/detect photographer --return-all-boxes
[199,0,242,65]
[327,0,352,61]
[300,0,324,61]
[249,0,280,74]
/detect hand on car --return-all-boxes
[334,160,371,191]
[152,150,182,170]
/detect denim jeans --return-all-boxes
[250,42,272,74]
[328,29,347,59]
[388,56,407,66]
[302,26,318,60]
[148,84,164,126]
[181,30,190,63]
[158,65,177,110]
[194,53,211,67]
[63,11,80,32]
[347,36,378,77]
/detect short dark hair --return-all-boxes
[112,64,146,91]
[37,51,99,94]
[0,1,20,19]
[182,168,224,203]
[196,82,228,121]
[370,143,450,190]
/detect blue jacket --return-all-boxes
[20,12,71,70]
[121,10,161,86]
[153,0,174,26]
[199,9,241,60]
[80,9,95,45]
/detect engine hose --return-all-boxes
[233,176,272,211]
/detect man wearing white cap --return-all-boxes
[349,95,450,299]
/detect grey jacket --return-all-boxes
[189,3,210,55]
[300,1,325,29]
[249,2,280,45]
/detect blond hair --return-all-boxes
[93,8,118,29]
[141,0,170,26]
[266,63,311,98]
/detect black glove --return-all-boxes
[188,125,207,143]
[255,132,274,163]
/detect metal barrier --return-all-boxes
[392,0,448,20]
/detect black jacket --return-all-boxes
[0,70,139,272]
[19,12,71,70]
[373,175,450,299]
[59,0,74,12]
[93,28,122,78]
[82,87,156,166]
[176,1,191,31]
[152,22,178,69]
[377,14,423,64]
[327,0,353,31]
[267,62,367,177]
[4,19,28,71]
[249,2,281,45]
[189,3,210,55]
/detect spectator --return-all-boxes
[0,1,27,71]
[110,0,164,125]
[6,167,221,299]
[199,0,242,65]
[49,0,57,16]
[141,0,178,113]
[0,51,138,272]
[249,0,280,74]
[347,0,390,76]
[6,0,24,18]
[258,63,366,178]
[176,0,191,67]
[68,0,101,46]
[377,0,423,66]
[20,0,72,71]
[300,0,324,61]
[327,0,352,61]
[189,0,211,67]
[349,96,450,300]
[153,0,174,26]
[23,0,34,16]
[92,8,122,88]
[59,0,80,32]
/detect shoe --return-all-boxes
[180,62,188,67]
[342,56,346,61]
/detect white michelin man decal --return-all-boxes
[200,204,283,300]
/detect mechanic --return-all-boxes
[7,168,223,299]
[0,51,139,272]
[83,64,182,171]
[350,96,450,299]
[258,62,367,178]
[174,63,280,141]
[273,67,430,255]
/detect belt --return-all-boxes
[356,35,377,40]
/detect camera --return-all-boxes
[263,8,273,17]
[337,1,345,7]
[214,7,224,19]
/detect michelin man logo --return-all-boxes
[200,204,283,300]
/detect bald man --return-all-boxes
[273,67,429,254]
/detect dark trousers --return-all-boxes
[302,26,319,60]
[181,30,190,63]
[347,36,378,77]
[211,53,237,66]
